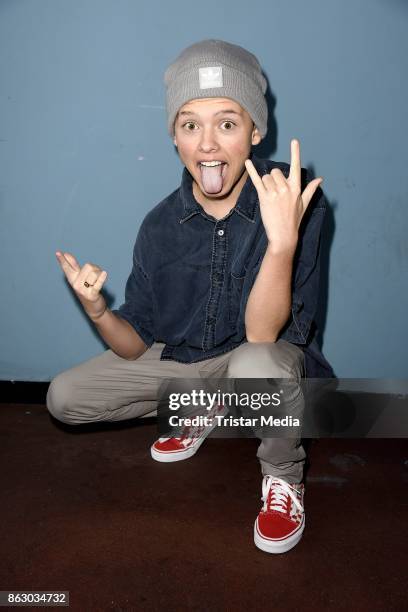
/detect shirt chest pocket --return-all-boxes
[228,266,246,324]
[227,248,266,325]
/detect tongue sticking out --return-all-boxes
[200,164,225,194]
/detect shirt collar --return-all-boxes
[178,154,269,224]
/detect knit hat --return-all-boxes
[164,39,268,138]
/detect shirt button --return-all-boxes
[217,229,224,236]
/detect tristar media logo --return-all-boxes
[199,66,223,89]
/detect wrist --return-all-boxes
[266,241,297,258]
[88,304,108,323]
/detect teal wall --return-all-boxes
[1,0,407,380]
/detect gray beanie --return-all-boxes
[164,39,268,138]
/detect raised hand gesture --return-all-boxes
[245,139,323,254]
[55,251,108,321]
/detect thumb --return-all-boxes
[301,178,323,211]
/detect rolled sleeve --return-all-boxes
[111,228,155,348]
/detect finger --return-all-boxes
[262,172,278,191]
[75,263,100,288]
[270,167,288,190]
[55,252,80,280]
[301,177,323,211]
[57,251,81,272]
[92,270,108,293]
[83,271,99,288]
[288,139,301,186]
[245,159,266,194]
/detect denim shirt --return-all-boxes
[112,154,334,378]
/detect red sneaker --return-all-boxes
[254,475,305,554]
[150,404,227,463]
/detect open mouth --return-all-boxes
[197,161,228,193]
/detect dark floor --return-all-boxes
[0,402,407,612]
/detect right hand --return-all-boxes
[56,251,108,321]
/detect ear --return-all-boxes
[251,125,262,146]
[173,136,177,147]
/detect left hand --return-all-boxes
[245,139,323,253]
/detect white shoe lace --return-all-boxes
[159,427,194,446]
[158,404,225,445]
[157,423,204,446]
[262,475,304,514]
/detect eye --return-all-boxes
[221,120,235,130]
[183,122,198,131]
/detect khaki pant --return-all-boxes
[46,340,306,483]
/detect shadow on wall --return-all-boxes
[315,198,336,357]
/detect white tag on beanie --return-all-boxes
[199,66,223,89]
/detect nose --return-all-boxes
[198,126,219,153]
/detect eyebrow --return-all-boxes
[178,109,242,117]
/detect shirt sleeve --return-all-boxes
[279,171,327,345]
[111,225,155,348]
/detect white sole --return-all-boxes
[151,405,227,463]
[150,434,208,462]
[253,517,305,554]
